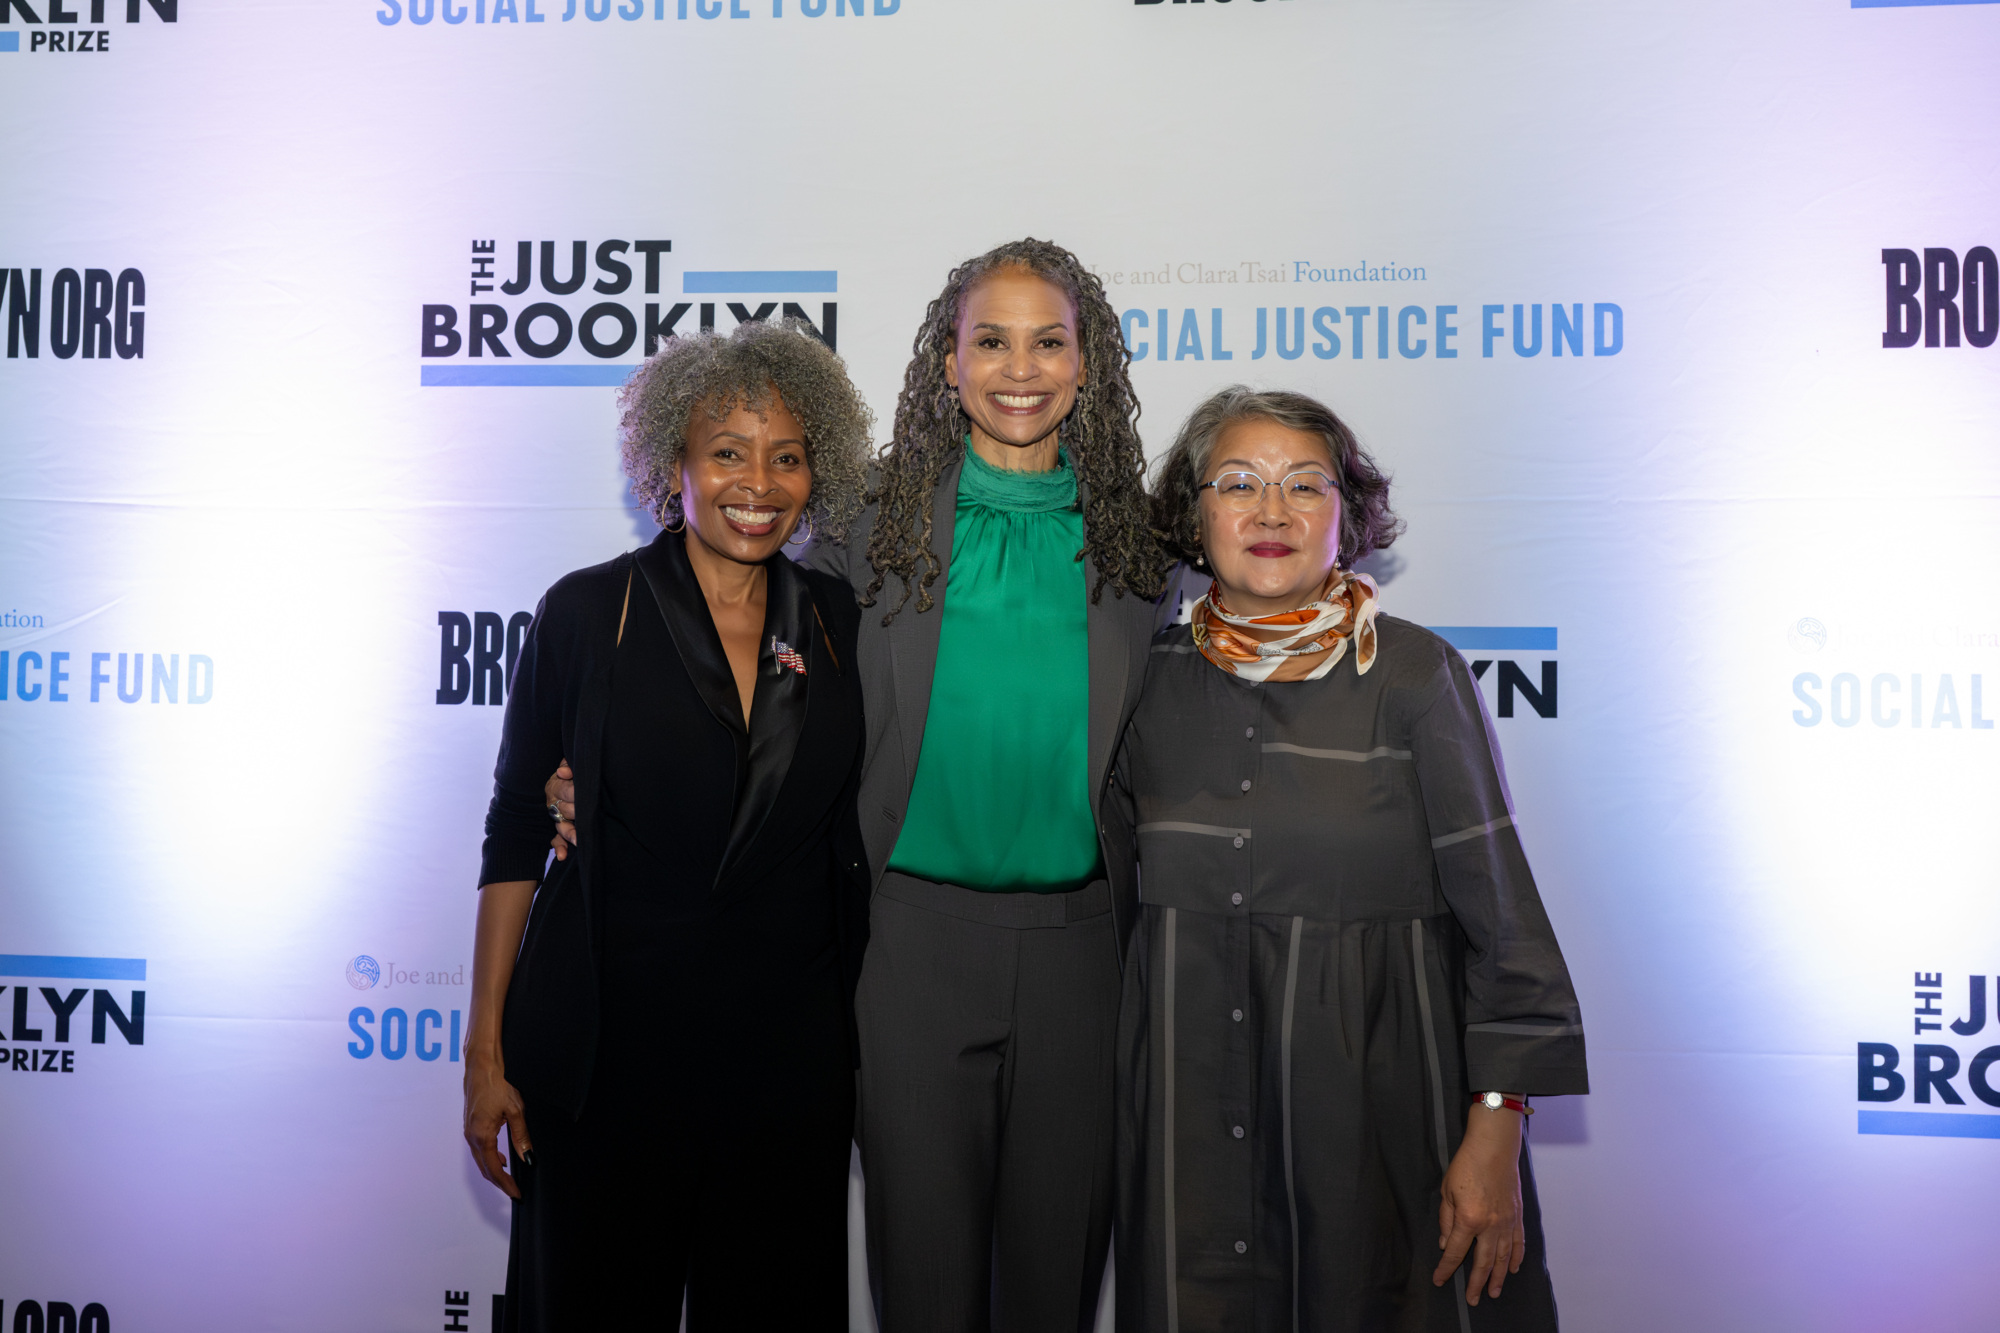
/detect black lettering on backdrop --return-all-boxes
[49,268,83,358]
[437,612,471,704]
[578,302,636,357]
[471,612,504,706]
[3,266,142,359]
[646,302,692,355]
[113,268,143,356]
[1912,1043,1964,1104]
[592,240,631,295]
[634,239,672,294]
[90,989,144,1044]
[1883,246,1996,349]
[40,987,88,1042]
[514,303,571,358]
[470,305,509,357]
[539,241,587,296]
[438,611,534,705]
[1965,247,1998,348]
[1923,248,1960,348]
[6,269,42,357]
[1857,1041,1904,1100]
[501,241,532,296]
[422,304,461,357]
[1466,660,1558,718]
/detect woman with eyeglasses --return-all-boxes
[1110,386,1587,1332]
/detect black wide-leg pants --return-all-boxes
[503,973,855,1332]
[856,873,1122,1333]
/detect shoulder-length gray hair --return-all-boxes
[1149,385,1403,568]
[619,318,873,542]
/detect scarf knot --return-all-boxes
[1190,568,1381,682]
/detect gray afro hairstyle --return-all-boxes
[618,318,874,542]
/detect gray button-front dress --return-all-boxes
[1111,615,1588,1333]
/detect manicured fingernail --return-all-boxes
[521,1149,534,1166]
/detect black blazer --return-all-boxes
[478,531,870,1122]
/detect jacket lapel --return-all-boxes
[715,551,814,883]
[632,530,748,745]
[717,568,861,891]
[1084,550,1131,823]
[888,452,961,787]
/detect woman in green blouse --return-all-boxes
[819,239,1169,1332]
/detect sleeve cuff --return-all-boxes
[1465,1028,1590,1097]
[477,837,551,890]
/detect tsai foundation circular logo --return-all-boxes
[1787,617,1828,654]
[345,955,381,990]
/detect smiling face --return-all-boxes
[674,394,814,566]
[945,267,1084,470]
[1198,416,1345,618]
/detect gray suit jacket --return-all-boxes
[801,454,1164,963]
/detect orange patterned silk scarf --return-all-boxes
[1190,567,1381,683]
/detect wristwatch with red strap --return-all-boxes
[1474,1092,1532,1115]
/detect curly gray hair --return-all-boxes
[618,318,874,541]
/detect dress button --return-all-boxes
[1231,1008,1243,1022]
[1234,1240,1248,1254]
[1240,779,1252,792]
[1232,836,1244,849]
[1232,1125,1245,1139]
[1244,726,1255,739]
[1230,892,1243,907]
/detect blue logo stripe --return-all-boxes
[1858,1110,2000,1138]
[681,270,837,293]
[421,365,638,387]
[0,31,20,51]
[1427,627,1558,651]
[0,954,147,980]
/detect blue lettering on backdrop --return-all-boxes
[348,1008,374,1059]
[1175,309,1202,361]
[1398,305,1426,358]
[1345,307,1370,359]
[349,1007,466,1061]
[1312,307,1339,359]
[1120,309,1148,360]
[381,1008,408,1060]
[1594,302,1624,355]
[1553,302,1583,356]
[417,1009,444,1060]
[1512,304,1542,357]
[1790,673,1991,728]
[1275,307,1303,360]
[353,0,912,17]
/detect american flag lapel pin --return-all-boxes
[771,636,808,676]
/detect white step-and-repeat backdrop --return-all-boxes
[3,1,1997,1329]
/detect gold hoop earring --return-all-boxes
[663,497,685,534]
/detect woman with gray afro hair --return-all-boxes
[620,316,872,541]
[464,315,877,1328]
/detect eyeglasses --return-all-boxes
[1198,470,1338,512]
